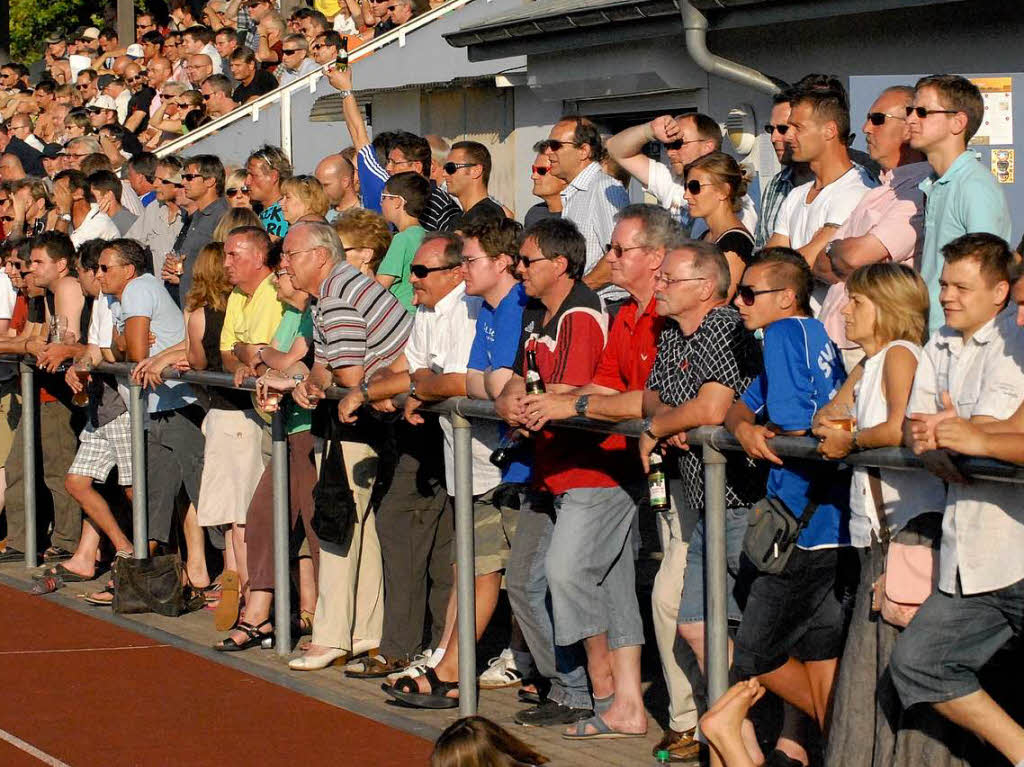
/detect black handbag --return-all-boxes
[742,485,823,575]
[311,416,358,551]
[112,554,204,617]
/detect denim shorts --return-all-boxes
[677,506,749,625]
[545,485,643,649]
[890,576,1024,709]
[732,547,850,677]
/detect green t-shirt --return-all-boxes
[377,224,425,312]
[273,305,314,434]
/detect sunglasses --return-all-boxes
[735,285,786,306]
[516,253,551,268]
[544,139,579,152]
[531,165,549,176]
[763,123,790,135]
[663,138,702,150]
[75,84,91,91]
[443,161,476,175]
[158,177,184,187]
[181,173,203,181]
[226,186,250,196]
[685,180,713,195]
[0,216,14,223]
[866,112,906,126]
[97,263,123,273]
[906,106,959,119]
[282,48,303,55]
[409,263,458,279]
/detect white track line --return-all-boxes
[0,727,72,767]
[0,644,169,656]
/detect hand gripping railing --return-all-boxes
[13,358,1024,716]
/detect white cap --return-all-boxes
[82,27,101,41]
[91,94,118,111]
[126,43,145,59]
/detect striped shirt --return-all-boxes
[357,145,460,231]
[421,184,461,232]
[313,261,412,377]
[754,165,797,250]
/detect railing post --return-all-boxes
[271,408,291,656]
[19,361,36,568]
[279,89,292,163]
[452,407,477,716]
[701,431,729,705]
[129,381,148,556]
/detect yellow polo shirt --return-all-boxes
[220,273,284,351]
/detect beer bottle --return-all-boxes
[647,452,669,512]
[525,349,545,395]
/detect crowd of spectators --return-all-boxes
[0,11,1023,765]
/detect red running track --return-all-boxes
[0,584,433,766]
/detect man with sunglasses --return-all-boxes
[755,88,814,249]
[725,248,850,760]
[126,158,187,277]
[908,74,1012,333]
[311,31,343,67]
[172,154,229,300]
[765,80,876,311]
[445,141,505,231]
[815,85,931,370]
[74,70,100,108]
[607,111,758,241]
[276,34,319,86]
[122,62,157,135]
[523,146,566,229]
[543,115,629,302]
[200,74,238,119]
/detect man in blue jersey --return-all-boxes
[724,247,850,742]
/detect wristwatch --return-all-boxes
[409,379,419,399]
[360,379,370,402]
[574,394,589,418]
[338,89,353,100]
[642,416,657,440]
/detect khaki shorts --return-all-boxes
[450,484,521,577]
[0,391,17,468]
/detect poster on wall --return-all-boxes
[970,76,1013,146]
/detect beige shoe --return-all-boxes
[287,647,349,671]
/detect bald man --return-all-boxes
[0,154,26,182]
[145,58,173,117]
[185,54,213,87]
[123,62,157,134]
[314,154,360,221]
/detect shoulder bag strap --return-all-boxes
[865,466,891,552]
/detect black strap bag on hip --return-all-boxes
[742,484,824,575]
[112,554,204,617]
[311,415,358,551]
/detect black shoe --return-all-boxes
[762,750,805,767]
[514,700,593,727]
[517,676,550,706]
[0,547,25,563]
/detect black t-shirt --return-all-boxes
[374,19,396,38]
[450,197,505,231]
[232,69,278,104]
[126,86,157,134]
[523,202,560,229]
[705,227,755,264]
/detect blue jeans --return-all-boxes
[505,489,591,710]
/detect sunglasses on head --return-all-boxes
[866,112,906,126]
[531,165,549,176]
[735,285,786,306]
[409,263,458,279]
[763,123,790,135]
[906,106,959,119]
[226,186,250,196]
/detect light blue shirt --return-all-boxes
[919,150,1012,332]
[110,273,195,414]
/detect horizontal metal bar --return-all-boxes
[6,357,1021,483]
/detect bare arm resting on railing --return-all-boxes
[725,399,783,466]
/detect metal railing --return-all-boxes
[154,0,485,161]
[12,358,1024,717]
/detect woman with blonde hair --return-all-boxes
[332,207,392,275]
[280,175,330,224]
[213,207,263,243]
[224,169,253,210]
[683,151,753,297]
[430,716,549,767]
[814,262,960,767]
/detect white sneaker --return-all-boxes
[478,648,523,689]
[386,648,442,683]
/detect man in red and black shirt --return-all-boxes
[514,205,679,740]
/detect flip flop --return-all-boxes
[33,563,99,583]
[213,570,241,631]
[562,714,646,741]
[84,584,114,607]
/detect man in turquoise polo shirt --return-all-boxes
[908,73,1011,332]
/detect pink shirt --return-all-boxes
[819,161,931,349]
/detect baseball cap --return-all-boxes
[41,144,64,159]
[82,27,101,41]
[44,32,65,45]
[126,44,145,59]
[97,74,117,90]
[91,94,118,111]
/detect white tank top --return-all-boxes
[849,340,946,547]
